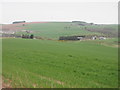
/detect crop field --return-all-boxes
[2,22,119,88]
[2,38,118,88]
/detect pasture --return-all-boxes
[2,38,118,88]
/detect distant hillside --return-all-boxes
[1,22,118,39]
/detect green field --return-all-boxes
[2,22,118,88]
[2,38,118,88]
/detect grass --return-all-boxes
[2,38,118,88]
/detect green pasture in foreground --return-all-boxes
[17,22,101,39]
[2,38,118,88]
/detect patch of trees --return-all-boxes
[22,34,34,39]
[72,21,94,26]
[72,21,87,23]
[13,21,26,24]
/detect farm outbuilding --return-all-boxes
[59,36,85,41]
[99,37,106,40]
[92,36,97,40]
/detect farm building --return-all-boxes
[59,36,85,41]
[91,36,107,40]
[92,36,97,40]
[13,21,26,24]
[99,37,106,40]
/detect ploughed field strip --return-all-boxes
[2,39,118,88]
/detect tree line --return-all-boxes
[22,34,34,39]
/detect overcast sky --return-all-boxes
[1,0,118,24]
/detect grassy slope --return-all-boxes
[17,22,101,39]
[2,38,118,88]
